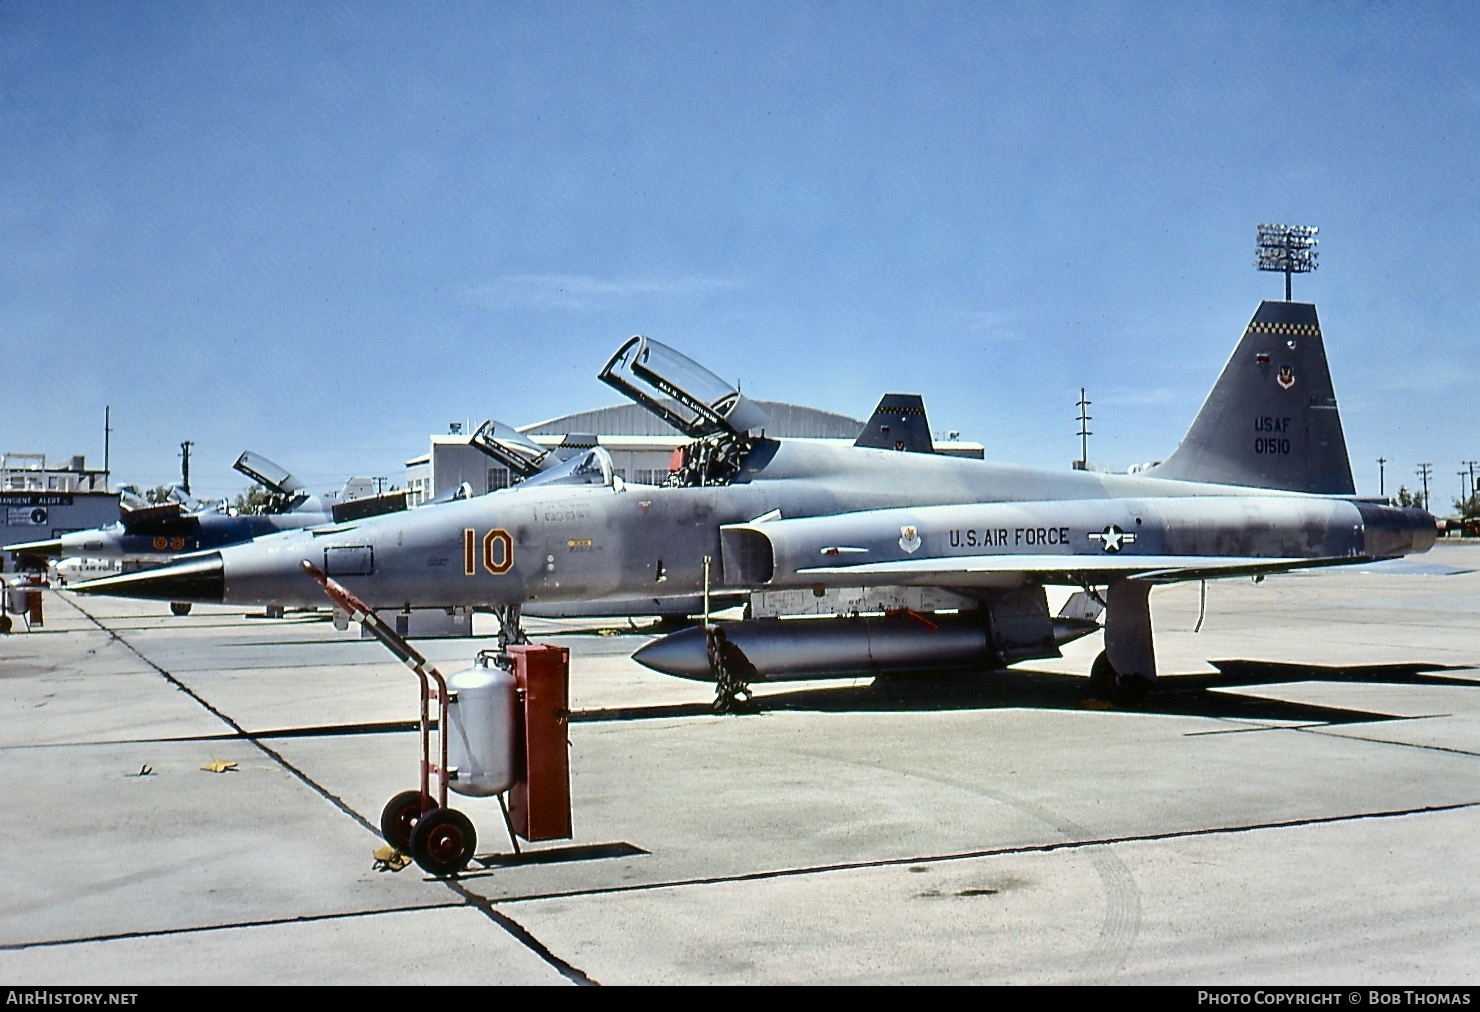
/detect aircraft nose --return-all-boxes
[71,553,225,604]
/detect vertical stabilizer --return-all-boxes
[854,394,935,453]
[1148,301,1354,494]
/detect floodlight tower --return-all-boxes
[1255,223,1319,301]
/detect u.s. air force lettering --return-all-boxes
[948,526,1071,548]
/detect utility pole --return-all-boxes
[180,440,194,496]
[1075,388,1092,470]
[1417,462,1432,511]
[103,406,112,492]
[1464,460,1478,502]
[1377,457,1386,499]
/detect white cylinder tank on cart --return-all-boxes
[446,651,520,797]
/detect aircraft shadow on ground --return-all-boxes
[571,660,1478,728]
[135,661,1476,747]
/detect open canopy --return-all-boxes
[598,335,770,439]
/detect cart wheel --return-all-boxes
[410,807,476,877]
[0,614,11,635]
[170,602,192,616]
[380,790,437,852]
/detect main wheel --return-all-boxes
[1088,650,1152,703]
[410,807,477,877]
[1088,651,1116,698]
[0,614,11,635]
[380,790,437,851]
[170,602,192,616]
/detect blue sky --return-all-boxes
[4,1,1477,504]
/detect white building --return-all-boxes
[403,402,983,505]
[2,452,118,572]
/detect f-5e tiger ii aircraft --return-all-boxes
[6,451,408,569]
[74,301,1437,705]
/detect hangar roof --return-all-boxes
[521,401,865,440]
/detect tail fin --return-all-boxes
[854,393,935,453]
[1147,301,1354,495]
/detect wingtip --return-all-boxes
[3,539,64,557]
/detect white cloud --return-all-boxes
[958,309,1028,343]
[468,273,745,309]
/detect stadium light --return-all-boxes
[1255,223,1319,301]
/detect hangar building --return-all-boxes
[403,402,983,506]
[1,453,118,572]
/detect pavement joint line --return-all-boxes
[54,592,591,983]
[0,900,459,952]
[0,721,426,752]
[1186,715,1480,757]
[2,801,1474,956]
[1286,721,1480,758]
[443,880,600,986]
[472,799,1480,907]
[60,593,382,836]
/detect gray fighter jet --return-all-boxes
[73,301,1437,704]
[6,451,407,570]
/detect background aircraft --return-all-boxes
[5,451,407,578]
[74,301,1436,704]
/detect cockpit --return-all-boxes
[467,419,553,482]
[456,337,769,495]
[515,446,616,489]
[598,335,770,487]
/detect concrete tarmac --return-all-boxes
[1,543,1477,985]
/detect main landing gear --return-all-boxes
[706,624,755,713]
[1087,577,1157,704]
